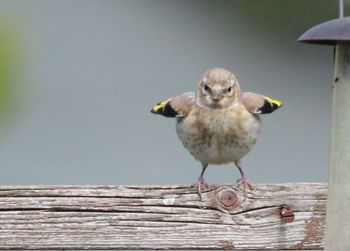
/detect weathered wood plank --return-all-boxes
[0,183,326,250]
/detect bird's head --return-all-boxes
[196,68,241,109]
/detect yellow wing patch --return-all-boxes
[263,96,283,107]
[152,99,171,113]
[151,99,179,117]
[257,96,283,114]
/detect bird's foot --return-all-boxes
[191,177,210,199]
[236,177,255,192]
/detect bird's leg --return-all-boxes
[191,163,209,199]
[234,160,255,192]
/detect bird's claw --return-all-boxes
[191,178,210,199]
[236,177,255,192]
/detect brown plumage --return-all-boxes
[151,68,282,198]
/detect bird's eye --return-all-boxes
[204,84,210,92]
[227,87,232,92]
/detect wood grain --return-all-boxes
[0,183,326,250]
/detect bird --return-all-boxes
[151,68,282,198]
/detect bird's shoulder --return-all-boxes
[151,92,196,118]
[241,92,282,114]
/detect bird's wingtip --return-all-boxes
[150,108,158,114]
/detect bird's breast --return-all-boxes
[176,106,261,164]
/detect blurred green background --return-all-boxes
[0,24,18,124]
[0,0,344,185]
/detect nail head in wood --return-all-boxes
[280,206,295,223]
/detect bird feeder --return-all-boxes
[298,5,350,251]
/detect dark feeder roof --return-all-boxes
[298,17,350,46]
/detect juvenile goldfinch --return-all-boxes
[151,68,282,197]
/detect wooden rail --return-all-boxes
[0,183,326,250]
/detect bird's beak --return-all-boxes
[211,90,222,101]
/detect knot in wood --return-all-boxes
[217,189,239,208]
[280,206,295,223]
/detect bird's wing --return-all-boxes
[151,92,195,118]
[241,92,282,114]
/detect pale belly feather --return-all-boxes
[176,106,261,165]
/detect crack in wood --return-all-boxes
[0,184,326,250]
